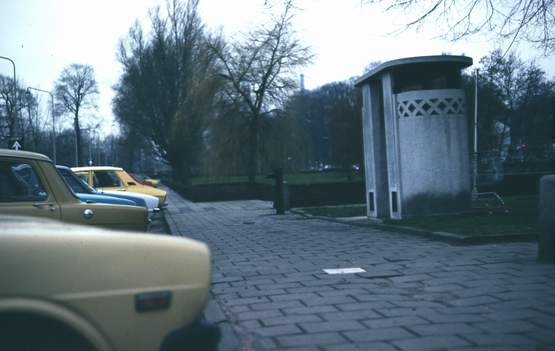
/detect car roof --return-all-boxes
[0,149,52,162]
[72,166,123,172]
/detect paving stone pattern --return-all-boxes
[163,187,555,351]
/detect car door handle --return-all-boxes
[33,203,57,212]
[83,208,94,219]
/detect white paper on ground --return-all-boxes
[323,267,366,275]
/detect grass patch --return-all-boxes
[190,175,264,185]
[191,171,363,186]
[301,205,366,218]
[384,213,536,236]
[284,172,363,185]
[301,196,539,237]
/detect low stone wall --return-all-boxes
[167,181,273,202]
[167,180,365,207]
[287,182,365,207]
[479,173,548,196]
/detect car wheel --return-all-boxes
[0,313,95,351]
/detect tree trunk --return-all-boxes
[126,144,135,171]
[74,115,83,166]
[247,116,259,184]
[169,150,191,186]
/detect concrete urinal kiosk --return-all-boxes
[355,56,473,219]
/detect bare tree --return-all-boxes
[54,64,98,166]
[210,0,312,183]
[366,0,555,53]
[21,91,44,152]
[114,0,223,183]
[0,75,27,147]
[462,49,555,155]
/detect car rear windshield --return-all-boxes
[93,171,123,187]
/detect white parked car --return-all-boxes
[70,168,161,213]
[101,189,160,212]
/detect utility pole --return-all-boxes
[0,56,18,144]
[472,69,479,199]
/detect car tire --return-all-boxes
[161,320,221,351]
[0,313,95,351]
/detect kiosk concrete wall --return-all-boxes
[361,82,389,218]
[356,56,473,219]
[396,89,471,216]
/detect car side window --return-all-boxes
[0,161,48,202]
[94,171,122,187]
[59,169,88,193]
[75,172,89,184]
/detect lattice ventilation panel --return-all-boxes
[397,96,465,118]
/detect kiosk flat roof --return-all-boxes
[355,55,473,87]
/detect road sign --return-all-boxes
[11,140,22,151]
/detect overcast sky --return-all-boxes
[1,0,553,135]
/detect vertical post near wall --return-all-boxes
[272,168,285,215]
[539,175,555,262]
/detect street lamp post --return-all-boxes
[75,132,78,167]
[472,69,479,199]
[81,127,97,166]
[28,87,56,164]
[0,55,18,145]
[88,129,92,166]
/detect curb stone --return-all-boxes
[204,297,242,351]
[162,205,244,351]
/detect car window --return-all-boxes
[131,173,145,182]
[76,174,97,193]
[0,161,48,202]
[93,171,122,187]
[58,168,90,193]
[74,172,89,183]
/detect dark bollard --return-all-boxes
[274,168,285,215]
[282,181,290,211]
[539,175,555,262]
[266,168,285,215]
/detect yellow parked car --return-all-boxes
[0,150,148,231]
[145,176,161,187]
[72,166,167,205]
[130,173,161,187]
[0,216,219,351]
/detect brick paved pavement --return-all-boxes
[163,187,555,351]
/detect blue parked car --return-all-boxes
[56,166,148,209]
